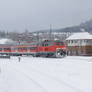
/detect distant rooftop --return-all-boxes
[66,32,92,40]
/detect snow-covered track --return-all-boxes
[7,64,48,92]
[10,61,83,92]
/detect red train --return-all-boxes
[0,40,66,57]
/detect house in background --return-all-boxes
[66,32,92,56]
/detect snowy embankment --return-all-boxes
[0,56,92,92]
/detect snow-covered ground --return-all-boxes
[0,56,92,92]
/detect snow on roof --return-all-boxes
[66,32,92,40]
[0,38,13,44]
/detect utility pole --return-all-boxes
[37,32,39,42]
[50,24,52,41]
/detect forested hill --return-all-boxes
[80,19,92,32]
[36,19,92,33]
[54,19,92,33]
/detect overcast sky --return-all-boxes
[0,0,92,32]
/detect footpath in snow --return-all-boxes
[0,56,92,92]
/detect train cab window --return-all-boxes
[41,42,54,47]
[42,43,48,47]
[48,42,54,46]
[45,44,48,46]
[44,40,49,42]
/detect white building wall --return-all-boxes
[67,39,92,46]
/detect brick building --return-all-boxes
[66,32,92,56]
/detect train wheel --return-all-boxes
[56,48,66,58]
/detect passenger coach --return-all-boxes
[0,40,66,58]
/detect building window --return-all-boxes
[85,40,88,43]
[75,40,77,43]
[71,40,73,43]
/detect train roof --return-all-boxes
[0,40,64,47]
[0,43,37,47]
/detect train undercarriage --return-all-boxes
[0,50,66,58]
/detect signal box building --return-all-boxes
[66,32,92,56]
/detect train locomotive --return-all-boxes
[0,40,66,58]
